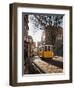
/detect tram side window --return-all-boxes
[39,48,41,51]
[39,47,43,51]
[41,47,44,51]
[45,46,47,51]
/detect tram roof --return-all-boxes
[39,44,53,47]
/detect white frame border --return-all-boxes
[17,7,70,83]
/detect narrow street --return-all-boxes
[23,14,63,74]
[30,56,63,74]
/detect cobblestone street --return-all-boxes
[31,56,63,74]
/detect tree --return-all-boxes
[30,14,63,45]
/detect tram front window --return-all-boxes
[45,46,47,51]
[48,46,50,51]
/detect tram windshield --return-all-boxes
[48,46,50,51]
[45,46,47,51]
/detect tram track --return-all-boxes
[32,56,63,73]
[42,58,63,69]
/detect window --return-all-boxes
[48,46,50,51]
[45,46,47,51]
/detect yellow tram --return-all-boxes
[38,45,54,59]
